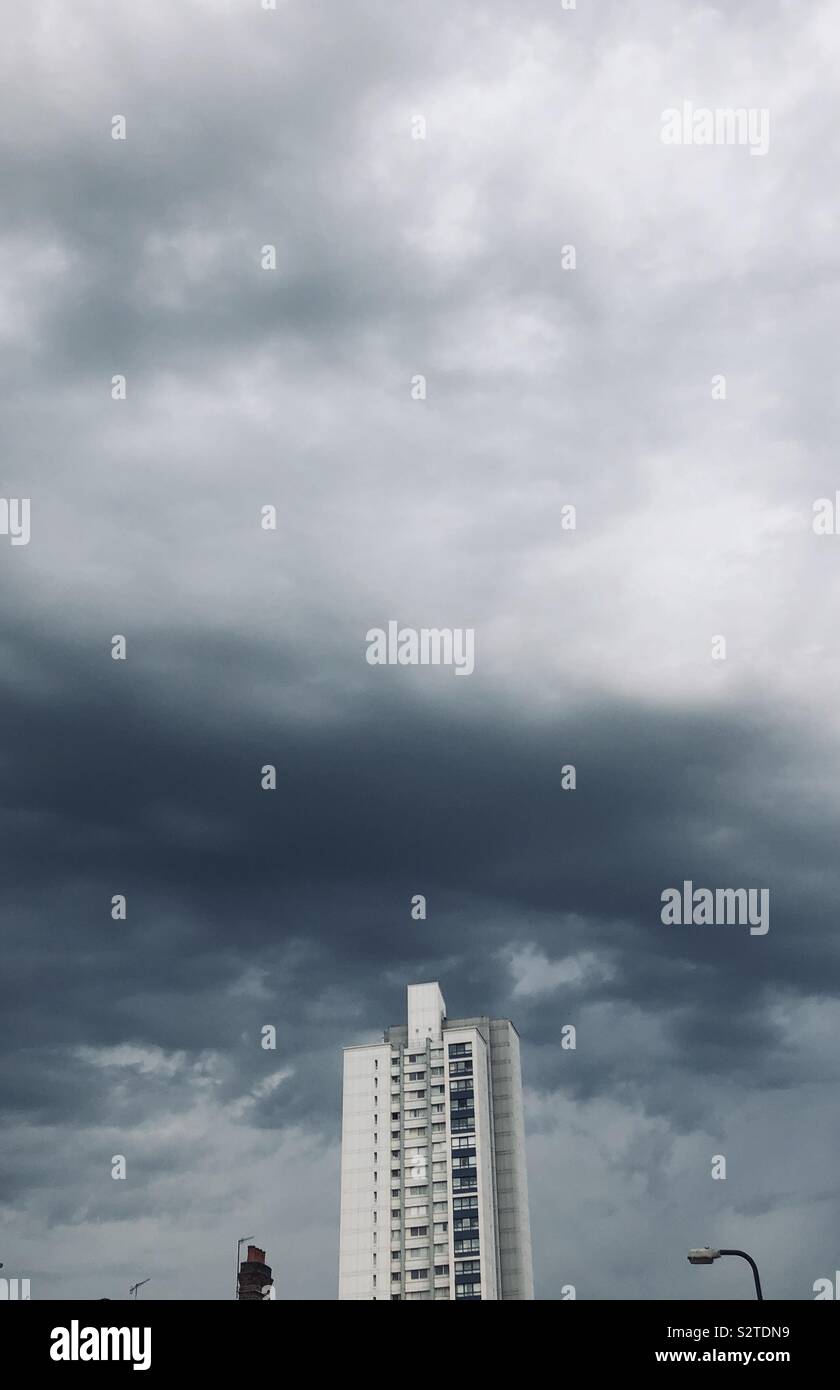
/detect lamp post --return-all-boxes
[687,1247,763,1300]
[235,1236,254,1299]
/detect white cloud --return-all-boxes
[506,942,616,997]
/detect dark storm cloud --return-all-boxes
[1,608,837,1108]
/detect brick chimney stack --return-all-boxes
[237,1245,273,1301]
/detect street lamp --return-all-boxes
[235,1236,254,1299]
[687,1247,763,1300]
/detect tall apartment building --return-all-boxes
[339,982,534,1301]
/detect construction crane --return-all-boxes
[129,1278,150,1300]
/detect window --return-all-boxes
[448,1043,472,1058]
[406,1204,427,1219]
[407,1053,423,1063]
[391,1111,400,1120]
[453,1175,477,1192]
[457,1259,481,1275]
[455,1281,481,1300]
[432,1123,446,1134]
[431,1104,444,1115]
[452,1154,475,1169]
[453,1216,479,1232]
[431,1066,444,1077]
[433,1180,447,1194]
[409,1268,429,1280]
[409,1226,428,1237]
[431,1085,445,1096]
[391,1168,400,1178]
[454,1237,480,1255]
[391,1187,400,1197]
[391,1207,401,1218]
[432,1201,447,1215]
[406,1246,429,1261]
[451,1136,475,1151]
[453,1196,478,1211]
[434,1222,449,1235]
[407,1185,428,1197]
[407,1071,425,1081]
[434,1264,449,1276]
[449,1060,473,1077]
[391,1272,400,1282]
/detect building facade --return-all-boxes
[339,982,534,1301]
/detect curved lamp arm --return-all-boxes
[719,1249,763,1301]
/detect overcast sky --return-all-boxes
[2,0,839,1301]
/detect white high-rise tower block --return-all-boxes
[339,982,534,1300]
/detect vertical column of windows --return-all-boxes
[447,1041,480,1301]
[402,1041,430,1297]
[390,1046,403,1298]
